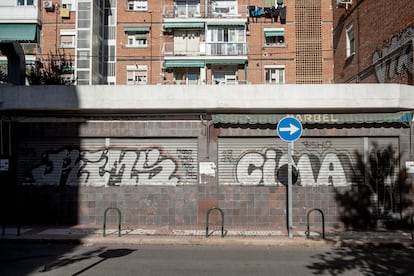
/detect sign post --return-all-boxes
[277,116,303,239]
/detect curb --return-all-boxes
[0,235,329,247]
[2,234,413,248]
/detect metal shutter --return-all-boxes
[17,138,198,186]
[218,137,398,187]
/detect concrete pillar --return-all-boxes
[0,42,26,85]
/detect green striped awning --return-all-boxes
[163,22,204,29]
[164,60,205,68]
[206,59,247,65]
[0,24,40,42]
[264,29,284,37]
[134,34,147,39]
[212,112,413,125]
[124,27,150,32]
[207,21,246,26]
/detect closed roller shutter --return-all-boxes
[218,137,399,187]
[109,138,198,185]
[17,138,198,186]
[17,138,105,186]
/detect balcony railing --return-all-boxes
[205,42,247,56]
[163,42,247,56]
[0,5,41,23]
[163,42,204,56]
[161,80,250,85]
[163,4,248,19]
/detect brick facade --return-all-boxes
[333,0,414,84]
[36,0,333,85]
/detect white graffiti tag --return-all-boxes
[373,27,414,83]
[235,149,350,186]
[24,147,187,186]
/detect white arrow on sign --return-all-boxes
[279,123,299,135]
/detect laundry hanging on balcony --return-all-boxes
[247,2,286,24]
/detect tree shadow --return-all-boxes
[307,244,414,276]
[335,142,413,230]
[311,141,414,275]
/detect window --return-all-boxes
[77,50,89,69]
[126,33,147,47]
[264,28,285,47]
[127,0,147,11]
[173,70,200,85]
[212,70,237,85]
[60,30,76,48]
[17,0,33,5]
[127,65,147,85]
[211,0,238,16]
[265,66,285,84]
[346,23,355,57]
[175,0,200,18]
[207,26,246,55]
[208,27,244,42]
[62,0,75,11]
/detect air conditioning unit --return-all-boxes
[336,0,352,7]
[43,1,54,11]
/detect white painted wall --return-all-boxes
[0,84,413,112]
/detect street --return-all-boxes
[0,242,413,275]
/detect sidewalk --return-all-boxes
[1,225,413,247]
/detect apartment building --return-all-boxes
[1,0,333,85]
[333,0,414,85]
[0,0,42,69]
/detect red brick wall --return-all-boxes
[116,1,163,84]
[333,0,414,84]
[38,0,334,85]
[40,7,76,59]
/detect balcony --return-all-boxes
[163,42,204,56]
[205,42,247,56]
[174,3,201,18]
[208,1,240,18]
[163,41,247,56]
[163,3,247,19]
[0,5,41,23]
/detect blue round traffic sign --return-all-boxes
[277,116,303,142]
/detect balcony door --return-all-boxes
[174,30,200,55]
[175,0,200,18]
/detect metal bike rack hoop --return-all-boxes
[305,208,325,239]
[206,207,225,238]
[103,207,122,237]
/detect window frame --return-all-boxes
[127,0,148,11]
[61,0,76,11]
[17,0,34,6]
[264,65,285,84]
[264,28,285,47]
[126,32,148,47]
[126,65,148,85]
[346,23,355,58]
[60,30,76,48]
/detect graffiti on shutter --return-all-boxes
[18,138,198,186]
[218,137,399,187]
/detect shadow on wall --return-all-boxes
[0,85,81,226]
[16,119,82,225]
[335,142,413,230]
